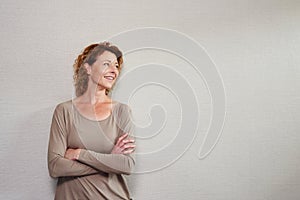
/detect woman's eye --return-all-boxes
[116,65,119,68]
[104,63,109,66]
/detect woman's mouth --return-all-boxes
[104,75,115,81]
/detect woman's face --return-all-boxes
[85,50,120,90]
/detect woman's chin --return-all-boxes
[97,83,114,90]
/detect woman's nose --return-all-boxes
[109,63,119,70]
[107,65,118,75]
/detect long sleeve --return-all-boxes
[77,104,136,175]
[77,149,135,175]
[47,104,99,178]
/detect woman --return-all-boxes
[47,41,136,200]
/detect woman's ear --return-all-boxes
[84,63,92,75]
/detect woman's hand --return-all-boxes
[111,133,136,154]
[64,148,81,160]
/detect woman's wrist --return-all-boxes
[64,148,82,160]
[74,149,81,160]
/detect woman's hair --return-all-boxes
[73,41,123,97]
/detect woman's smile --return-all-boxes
[104,75,116,81]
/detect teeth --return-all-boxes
[104,76,114,80]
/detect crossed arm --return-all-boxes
[64,133,136,175]
[47,105,136,178]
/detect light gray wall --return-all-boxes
[1,0,299,199]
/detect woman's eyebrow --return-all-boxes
[103,59,118,64]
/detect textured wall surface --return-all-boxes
[0,0,299,199]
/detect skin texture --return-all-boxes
[64,51,136,160]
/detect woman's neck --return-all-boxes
[77,86,111,105]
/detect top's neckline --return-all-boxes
[70,100,120,122]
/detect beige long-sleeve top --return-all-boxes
[47,100,136,200]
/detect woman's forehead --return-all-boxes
[97,51,117,62]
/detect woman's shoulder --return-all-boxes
[54,99,73,112]
[112,101,133,120]
[114,101,132,111]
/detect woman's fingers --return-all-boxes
[116,133,129,145]
[119,139,135,148]
[122,144,136,150]
[64,148,81,160]
[116,133,135,146]
[123,148,135,154]
[111,133,136,154]
[121,143,136,154]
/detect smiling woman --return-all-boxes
[47,42,136,200]
[73,42,123,97]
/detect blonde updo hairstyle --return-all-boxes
[73,41,123,97]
